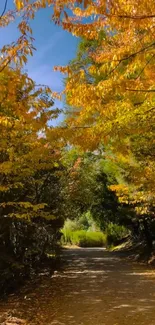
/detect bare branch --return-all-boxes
[0,0,8,19]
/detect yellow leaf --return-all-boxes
[22,55,27,64]
[14,0,24,10]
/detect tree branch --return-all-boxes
[126,89,155,92]
[134,102,144,106]
[114,14,155,20]
[0,0,8,19]
[0,58,11,73]
[135,54,155,79]
[112,42,155,62]
[108,61,122,76]
[135,107,155,116]
[143,107,155,114]
[56,126,92,129]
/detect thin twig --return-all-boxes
[112,42,155,62]
[135,54,155,79]
[135,107,155,116]
[126,89,155,92]
[108,14,155,20]
[0,0,8,19]
[55,126,92,129]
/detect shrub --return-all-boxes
[61,219,79,245]
[106,223,128,246]
[78,211,99,231]
[61,229,106,247]
[71,230,87,246]
[63,218,81,232]
[85,231,107,247]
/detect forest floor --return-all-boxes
[1,248,155,325]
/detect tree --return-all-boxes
[0,67,62,219]
[0,0,155,253]
[63,34,155,248]
[61,149,124,229]
[0,68,65,290]
[1,1,154,156]
[60,149,96,219]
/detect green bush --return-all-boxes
[61,229,106,247]
[71,230,87,246]
[61,218,128,248]
[78,211,99,231]
[85,231,106,247]
[62,213,98,234]
[63,218,81,232]
[106,223,128,246]
[61,219,81,245]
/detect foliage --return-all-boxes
[90,170,120,230]
[61,212,97,245]
[62,32,155,248]
[62,212,98,241]
[78,211,98,231]
[106,223,129,246]
[0,67,62,220]
[61,149,123,223]
[61,229,106,247]
[62,219,81,243]
[63,31,154,216]
[0,0,155,293]
[0,67,64,293]
[60,150,98,219]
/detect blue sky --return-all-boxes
[0,0,79,125]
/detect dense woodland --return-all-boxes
[0,0,155,294]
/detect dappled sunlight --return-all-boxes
[63,270,111,274]
[1,248,155,325]
[128,271,155,277]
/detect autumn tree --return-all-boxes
[1,0,154,153]
[0,0,155,253]
[61,149,124,229]
[0,67,65,286]
[63,33,155,248]
[0,67,62,218]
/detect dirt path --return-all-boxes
[1,248,155,325]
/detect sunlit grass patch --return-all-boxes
[61,229,106,247]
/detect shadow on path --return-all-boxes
[1,248,155,325]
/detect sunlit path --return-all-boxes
[1,248,155,325]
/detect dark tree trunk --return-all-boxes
[143,218,153,251]
[132,219,140,238]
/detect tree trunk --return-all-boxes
[143,218,153,251]
[132,219,140,238]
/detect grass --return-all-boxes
[61,220,129,248]
[61,230,107,248]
